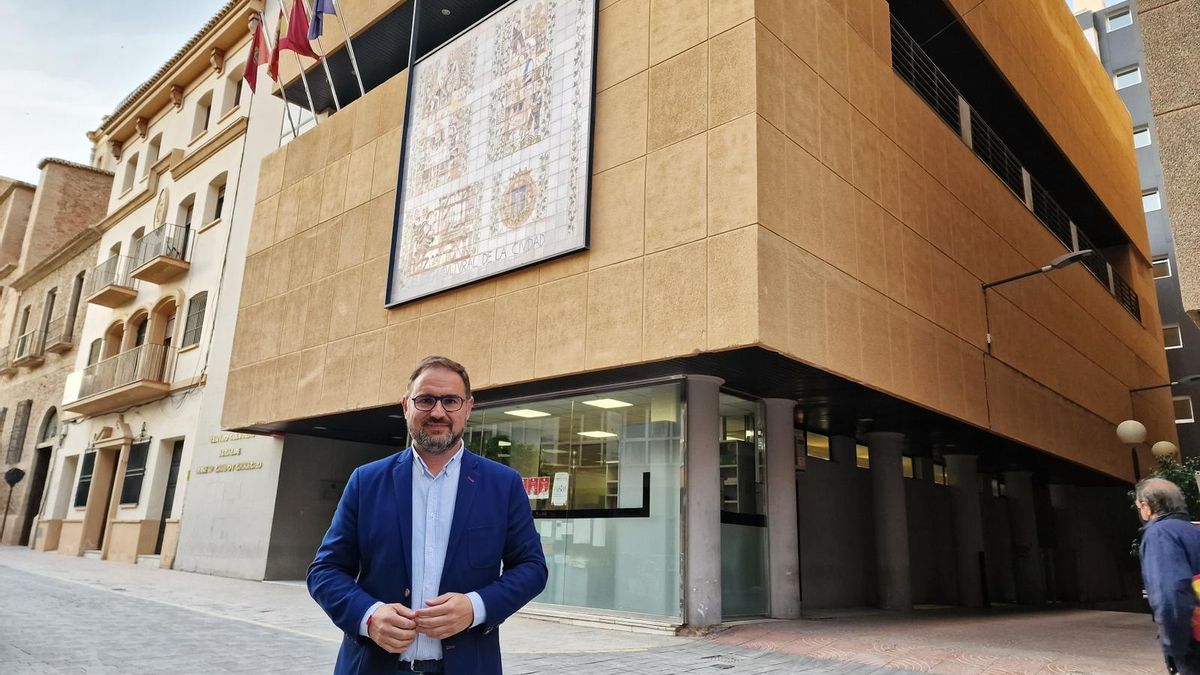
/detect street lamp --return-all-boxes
[982,249,1097,352]
[1118,419,1148,480]
[1131,374,1200,393]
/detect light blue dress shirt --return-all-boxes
[358,444,487,661]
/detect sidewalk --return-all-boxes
[0,545,1168,673]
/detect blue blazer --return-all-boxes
[308,448,548,675]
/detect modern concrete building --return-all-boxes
[1073,0,1200,456]
[0,160,111,547]
[37,0,286,568]
[1136,0,1200,332]
[182,0,1175,627]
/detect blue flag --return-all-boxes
[308,0,336,40]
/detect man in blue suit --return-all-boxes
[309,355,548,674]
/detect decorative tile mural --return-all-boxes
[389,0,596,305]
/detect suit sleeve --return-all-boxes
[307,468,380,640]
[475,470,548,629]
[1143,526,1198,660]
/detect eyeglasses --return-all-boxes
[410,395,466,412]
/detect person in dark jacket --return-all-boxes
[1137,478,1200,674]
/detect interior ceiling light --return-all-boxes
[582,398,632,409]
[387,414,404,419]
[497,440,512,447]
[441,8,451,15]
[505,409,551,418]
[313,426,327,430]
[577,431,617,438]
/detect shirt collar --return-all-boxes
[411,440,465,479]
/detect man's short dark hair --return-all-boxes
[1136,477,1188,517]
[407,355,472,398]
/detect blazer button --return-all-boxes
[405,588,411,598]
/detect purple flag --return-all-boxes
[308,0,336,40]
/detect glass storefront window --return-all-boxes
[463,383,682,618]
[718,392,768,618]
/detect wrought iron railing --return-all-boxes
[890,15,1141,322]
[131,223,190,269]
[77,343,173,399]
[85,255,137,296]
[43,315,71,350]
[13,329,42,362]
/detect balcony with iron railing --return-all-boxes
[64,343,175,416]
[43,315,73,353]
[85,255,139,308]
[890,16,1141,322]
[12,329,43,367]
[0,346,14,376]
[130,223,191,284]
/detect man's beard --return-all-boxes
[412,422,461,454]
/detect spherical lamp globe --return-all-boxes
[1152,441,1179,460]
[1117,420,1148,445]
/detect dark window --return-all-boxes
[6,399,32,464]
[87,339,102,366]
[214,185,226,220]
[66,272,85,336]
[182,292,207,347]
[74,451,95,507]
[39,408,57,444]
[120,440,151,505]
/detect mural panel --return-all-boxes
[389,0,596,305]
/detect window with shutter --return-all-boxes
[182,292,207,347]
[120,440,151,505]
[6,399,31,464]
[74,451,95,507]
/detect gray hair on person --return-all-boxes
[1135,477,1188,516]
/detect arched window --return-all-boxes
[191,90,213,139]
[205,174,228,224]
[182,291,207,348]
[145,134,162,176]
[221,65,246,116]
[38,408,57,445]
[102,322,124,359]
[121,152,139,192]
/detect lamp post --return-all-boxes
[1131,374,1200,393]
[1117,419,1148,481]
[982,249,1096,353]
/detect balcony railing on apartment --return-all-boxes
[65,343,174,416]
[130,223,190,284]
[85,255,139,308]
[12,329,43,367]
[890,15,1141,322]
[0,346,13,376]
[43,315,73,353]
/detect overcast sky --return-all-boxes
[0,1,228,183]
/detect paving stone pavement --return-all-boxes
[0,546,1167,674]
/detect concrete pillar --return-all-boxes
[829,435,856,465]
[1003,470,1046,605]
[763,398,800,619]
[945,454,985,608]
[685,375,724,627]
[867,431,911,611]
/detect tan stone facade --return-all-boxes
[1138,0,1200,322]
[223,0,1172,483]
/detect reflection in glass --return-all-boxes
[718,392,768,618]
[464,383,682,617]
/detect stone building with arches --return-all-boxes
[0,158,111,548]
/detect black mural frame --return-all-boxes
[385,0,600,307]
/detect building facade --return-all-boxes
[1136,0,1200,329]
[0,159,111,548]
[181,0,1175,626]
[1074,0,1200,455]
[39,0,286,568]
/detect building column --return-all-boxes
[945,454,985,608]
[829,435,856,465]
[1004,470,1046,605]
[867,431,911,611]
[684,375,724,627]
[763,398,800,619]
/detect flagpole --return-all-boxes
[329,0,366,96]
[291,53,321,126]
[299,0,342,111]
[260,11,299,137]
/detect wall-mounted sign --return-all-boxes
[550,471,570,506]
[388,0,597,305]
[522,475,550,500]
